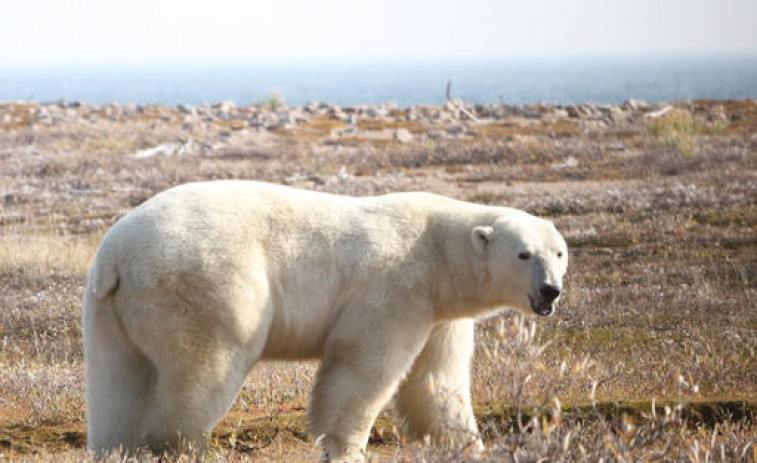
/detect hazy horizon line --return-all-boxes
[3,52,757,69]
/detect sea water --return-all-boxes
[1,56,756,106]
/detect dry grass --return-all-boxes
[648,108,699,156]
[0,233,99,277]
[1,100,755,461]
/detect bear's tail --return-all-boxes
[89,245,119,300]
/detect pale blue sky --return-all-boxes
[1,0,755,65]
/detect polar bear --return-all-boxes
[83,180,568,461]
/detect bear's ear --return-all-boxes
[471,226,493,254]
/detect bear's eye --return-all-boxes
[518,252,531,260]
[557,252,563,258]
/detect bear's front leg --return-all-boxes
[395,318,482,450]
[308,299,433,462]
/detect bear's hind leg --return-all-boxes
[142,342,261,454]
[395,318,481,450]
[84,294,154,456]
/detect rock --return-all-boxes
[331,126,357,137]
[70,188,103,196]
[342,114,358,125]
[708,105,728,124]
[606,143,627,152]
[427,129,448,140]
[304,101,321,113]
[446,125,467,135]
[267,121,295,130]
[596,105,614,116]
[177,104,197,116]
[394,128,413,143]
[133,144,180,158]
[579,104,598,118]
[554,108,569,119]
[215,100,236,118]
[623,98,649,111]
[104,104,121,118]
[524,111,543,119]
[276,109,296,125]
[643,106,673,119]
[283,173,310,184]
[123,103,138,116]
[551,157,579,169]
[329,107,348,121]
[132,138,195,158]
[366,107,388,119]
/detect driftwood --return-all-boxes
[445,80,480,123]
[643,105,673,119]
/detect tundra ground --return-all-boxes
[1,100,755,461]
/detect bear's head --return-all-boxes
[471,214,568,316]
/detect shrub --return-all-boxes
[648,109,698,157]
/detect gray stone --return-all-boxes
[566,106,581,118]
[332,126,358,137]
[177,104,197,115]
[276,109,296,124]
[330,107,348,121]
[708,105,728,123]
[447,125,467,135]
[215,100,236,117]
[394,128,413,143]
[366,107,388,119]
[606,143,627,152]
[623,98,649,111]
[551,156,578,169]
[427,129,448,139]
[304,101,321,113]
[123,103,138,116]
[554,109,569,119]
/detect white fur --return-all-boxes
[83,180,568,461]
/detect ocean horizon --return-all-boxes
[2,55,756,106]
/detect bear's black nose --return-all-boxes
[540,284,561,302]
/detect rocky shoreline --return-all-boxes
[1,98,740,151]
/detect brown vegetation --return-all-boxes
[1,99,755,461]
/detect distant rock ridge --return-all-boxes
[0,98,746,150]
